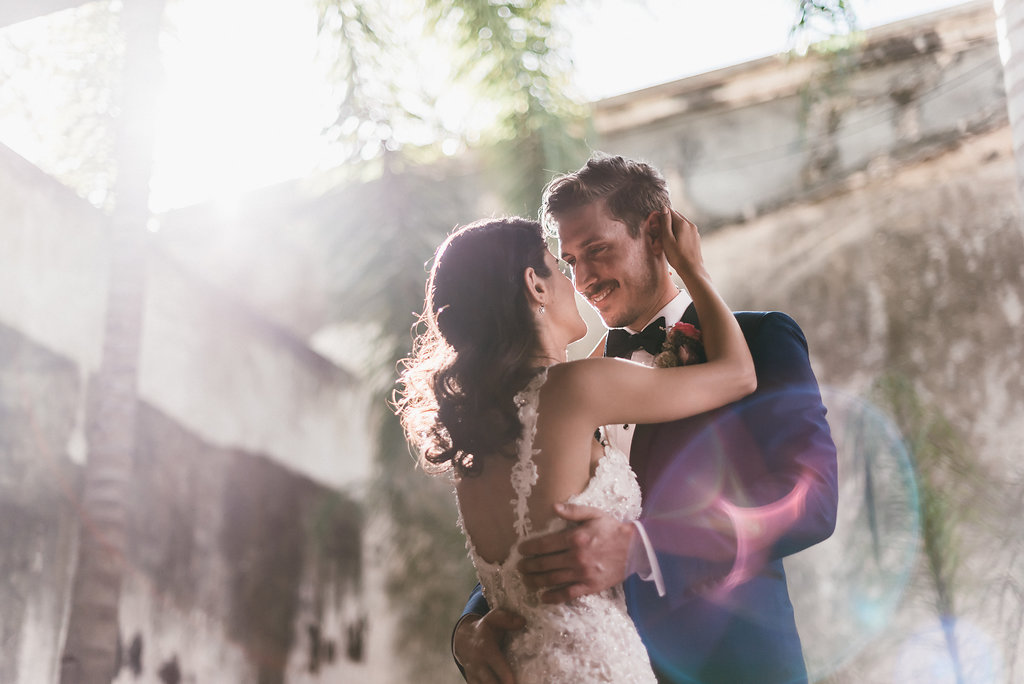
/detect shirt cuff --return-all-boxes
[630,520,666,597]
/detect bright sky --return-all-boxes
[0,0,975,211]
[564,0,972,99]
[149,0,971,211]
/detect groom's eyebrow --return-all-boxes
[561,237,599,259]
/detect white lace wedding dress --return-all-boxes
[458,371,657,683]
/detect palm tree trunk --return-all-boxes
[59,1,165,682]
[996,0,1024,220]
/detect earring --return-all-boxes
[538,305,546,315]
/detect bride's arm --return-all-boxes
[559,209,755,427]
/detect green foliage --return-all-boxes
[790,0,857,44]
[871,374,981,684]
[420,0,590,212]
[316,0,590,209]
[0,2,123,209]
[319,161,468,354]
[314,0,411,163]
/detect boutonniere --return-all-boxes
[653,322,706,368]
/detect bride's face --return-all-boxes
[542,251,588,346]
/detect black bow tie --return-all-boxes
[605,317,666,359]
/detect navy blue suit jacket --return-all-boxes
[458,309,838,684]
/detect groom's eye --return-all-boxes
[557,258,574,277]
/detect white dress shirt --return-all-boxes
[606,291,692,456]
[605,291,691,596]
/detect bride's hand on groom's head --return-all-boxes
[653,207,703,279]
[517,502,634,604]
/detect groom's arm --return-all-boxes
[461,583,489,622]
[640,311,838,596]
[453,583,488,677]
[739,311,838,556]
[518,312,838,603]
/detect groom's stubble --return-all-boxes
[555,202,673,331]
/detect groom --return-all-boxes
[452,154,838,683]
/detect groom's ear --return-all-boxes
[643,210,664,255]
[523,266,548,306]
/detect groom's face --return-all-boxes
[555,199,662,330]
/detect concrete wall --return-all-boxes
[0,320,81,684]
[595,1,1007,227]
[0,143,373,490]
[701,126,1024,683]
[585,3,1024,681]
[0,143,382,681]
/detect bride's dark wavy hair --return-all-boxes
[395,217,552,476]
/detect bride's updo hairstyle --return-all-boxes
[396,217,552,476]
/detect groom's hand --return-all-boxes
[453,610,524,684]
[517,502,635,604]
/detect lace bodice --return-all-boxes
[457,370,656,683]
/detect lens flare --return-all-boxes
[790,387,920,680]
[631,386,920,682]
[893,618,1003,683]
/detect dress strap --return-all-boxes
[509,369,547,539]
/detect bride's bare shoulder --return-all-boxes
[543,357,631,401]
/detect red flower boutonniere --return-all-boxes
[653,322,706,368]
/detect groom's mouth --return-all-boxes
[586,283,616,306]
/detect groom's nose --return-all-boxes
[573,260,595,293]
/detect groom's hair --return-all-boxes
[541,153,669,239]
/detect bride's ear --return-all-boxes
[523,267,549,308]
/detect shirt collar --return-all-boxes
[625,291,692,334]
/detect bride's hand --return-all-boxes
[656,207,706,281]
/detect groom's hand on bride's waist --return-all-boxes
[454,609,525,684]
[517,503,636,604]
[454,610,524,684]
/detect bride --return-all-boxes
[396,208,754,682]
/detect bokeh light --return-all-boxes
[788,387,921,680]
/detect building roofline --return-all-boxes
[593,0,995,133]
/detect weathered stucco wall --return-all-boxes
[0,142,382,681]
[596,1,1006,228]
[701,126,1024,683]
[114,403,366,684]
[0,142,373,490]
[0,321,81,684]
[582,3,1024,681]
[140,249,373,489]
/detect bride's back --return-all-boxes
[455,366,602,565]
[452,363,658,684]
